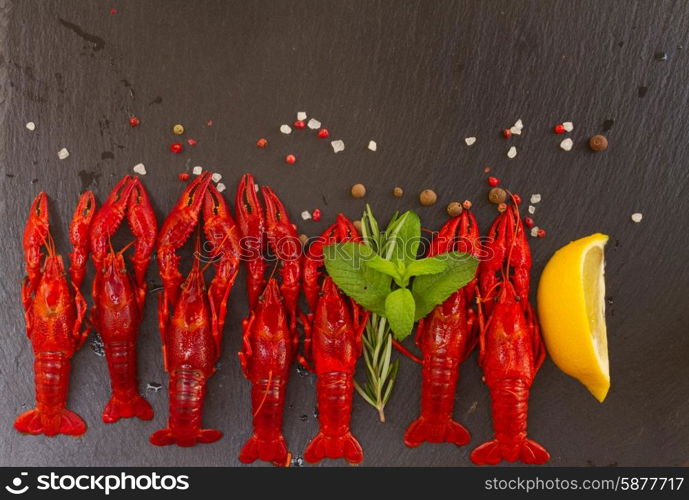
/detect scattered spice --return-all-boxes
[464,137,477,146]
[293,120,306,129]
[560,138,573,151]
[530,193,542,204]
[419,189,437,206]
[528,205,536,214]
[510,126,522,136]
[207,120,213,127]
[192,166,203,176]
[488,176,500,187]
[446,201,463,217]
[589,135,608,152]
[216,183,226,193]
[331,140,345,153]
[350,183,366,198]
[297,111,307,121]
[57,148,70,160]
[285,154,296,164]
[553,124,565,134]
[497,202,507,213]
[129,116,140,127]
[524,216,535,228]
[132,163,146,175]
[307,118,321,130]
[211,173,222,183]
[312,209,322,221]
[392,186,403,198]
[562,121,574,132]
[172,124,184,135]
[187,138,197,146]
[507,146,517,159]
[537,228,546,238]
[631,212,643,223]
[488,187,507,204]
[462,200,472,210]
[368,140,377,151]
[317,128,329,138]
[530,226,540,238]
[280,124,292,134]
[178,172,190,181]
[26,121,36,131]
[502,129,512,138]
[299,234,309,246]
[170,143,183,154]
[301,210,312,221]
[256,137,268,148]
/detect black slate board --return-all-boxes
[1,0,688,467]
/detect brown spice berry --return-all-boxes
[393,186,403,198]
[497,202,507,213]
[589,135,608,152]
[488,187,507,204]
[353,220,362,232]
[419,189,437,206]
[446,202,463,217]
[350,183,366,198]
[299,234,309,246]
[462,200,472,210]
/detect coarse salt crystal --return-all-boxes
[631,212,643,223]
[216,183,226,193]
[280,124,292,134]
[331,140,345,153]
[507,146,517,159]
[26,122,36,131]
[510,126,522,135]
[528,205,536,214]
[211,172,222,183]
[307,118,321,129]
[464,137,476,146]
[301,210,312,220]
[530,194,542,204]
[192,166,203,175]
[563,121,574,132]
[514,119,523,130]
[530,226,540,238]
[132,163,146,175]
[368,140,377,151]
[560,138,573,151]
[297,111,307,121]
[57,148,69,160]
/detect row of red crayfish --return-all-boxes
[15,171,548,465]
[404,202,549,465]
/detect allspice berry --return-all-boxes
[393,186,404,198]
[172,124,185,135]
[419,189,437,206]
[299,234,309,246]
[589,135,608,152]
[488,187,507,204]
[350,183,366,198]
[446,202,463,217]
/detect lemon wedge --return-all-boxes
[537,233,610,402]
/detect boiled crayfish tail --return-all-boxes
[304,431,363,465]
[68,191,95,288]
[404,417,470,448]
[102,340,153,423]
[235,173,266,309]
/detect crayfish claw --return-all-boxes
[68,191,96,288]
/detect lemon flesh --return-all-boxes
[537,234,610,402]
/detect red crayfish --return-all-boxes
[89,176,157,423]
[470,203,549,465]
[150,171,241,447]
[300,214,368,464]
[235,173,300,466]
[404,208,481,448]
[15,191,94,436]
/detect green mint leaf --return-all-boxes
[411,251,478,320]
[323,242,390,315]
[384,211,421,265]
[404,256,448,280]
[384,288,416,341]
[364,255,403,284]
